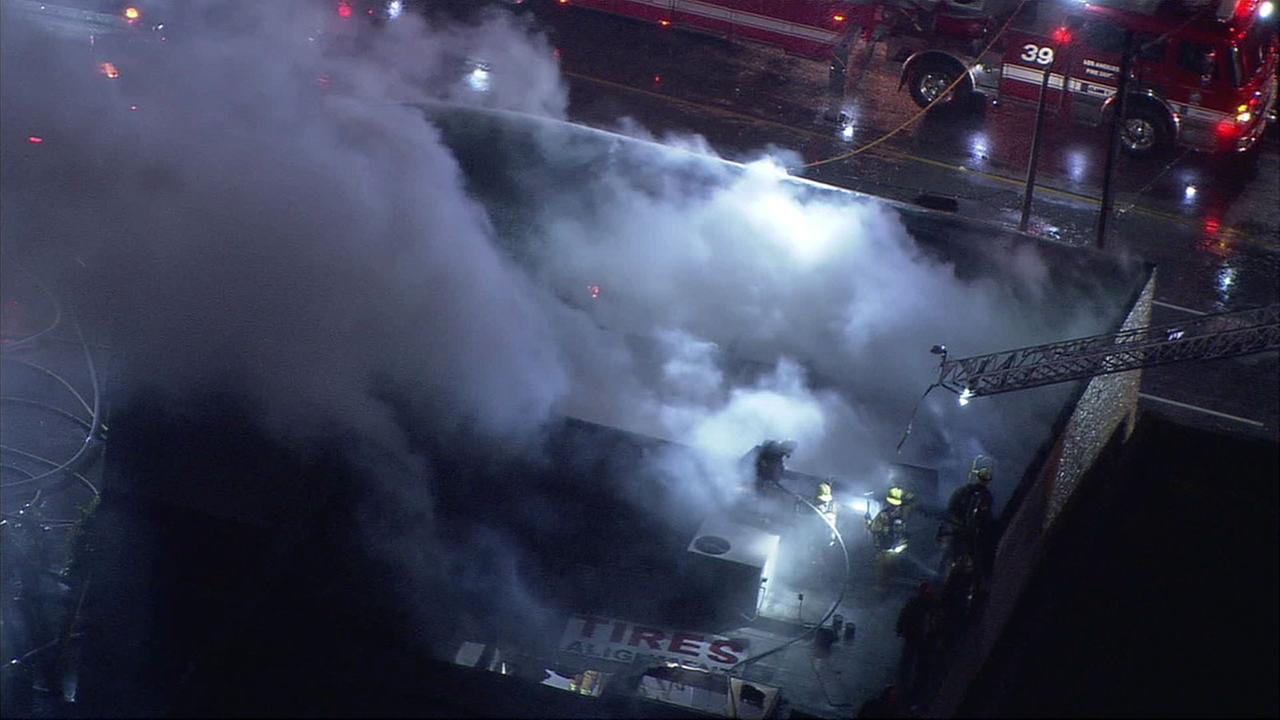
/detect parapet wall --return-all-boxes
[930,269,1156,716]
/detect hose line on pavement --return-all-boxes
[801,0,1033,170]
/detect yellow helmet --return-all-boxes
[886,486,908,506]
[817,482,834,503]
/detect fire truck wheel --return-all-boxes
[1119,106,1171,156]
[908,59,969,109]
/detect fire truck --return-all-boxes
[557,0,1005,59]
[557,0,1278,155]
[939,0,1279,154]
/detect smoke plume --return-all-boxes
[1,0,575,653]
[1,0,1130,668]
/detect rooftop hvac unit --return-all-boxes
[684,515,780,621]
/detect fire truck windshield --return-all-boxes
[1234,21,1276,81]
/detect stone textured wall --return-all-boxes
[1043,274,1153,528]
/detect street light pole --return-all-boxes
[1096,30,1135,250]
[1018,48,1058,232]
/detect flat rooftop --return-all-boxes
[79,106,1152,716]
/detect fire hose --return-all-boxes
[800,0,1034,169]
[728,477,850,675]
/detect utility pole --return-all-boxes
[1018,44,1061,232]
[1096,30,1135,250]
[823,32,858,122]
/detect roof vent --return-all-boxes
[692,535,731,555]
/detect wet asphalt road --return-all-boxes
[519,1,1280,440]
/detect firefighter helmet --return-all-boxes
[761,439,797,458]
[817,482,834,503]
[886,486,909,506]
[969,455,994,483]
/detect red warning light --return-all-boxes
[588,284,602,299]
[653,74,662,84]
[833,13,847,22]
[337,2,353,18]
[658,18,672,27]
[1051,27,1072,45]
[27,135,44,144]
[1196,216,1229,255]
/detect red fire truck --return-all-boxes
[559,0,1004,59]
[558,0,1278,155]
[910,0,1279,154]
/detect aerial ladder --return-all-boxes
[892,303,1278,625]
[929,304,1280,399]
[896,303,1279,451]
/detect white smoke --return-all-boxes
[1,0,1131,665]
[0,0,574,651]
[497,143,1107,501]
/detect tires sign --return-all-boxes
[561,615,751,672]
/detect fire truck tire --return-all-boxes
[907,59,970,110]
[1119,105,1172,157]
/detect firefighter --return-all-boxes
[809,481,840,557]
[937,460,995,559]
[751,439,796,492]
[937,458,996,622]
[857,684,900,718]
[867,486,914,553]
[895,581,939,698]
[823,32,857,122]
[740,440,797,531]
[886,486,915,515]
[815,481,838,523]
[798,479,841,572]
